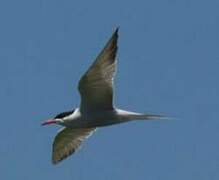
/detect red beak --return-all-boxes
[41,119,57,126]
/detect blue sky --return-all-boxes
[0,0,219,179]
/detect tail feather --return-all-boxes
[129,113,168,120]
[117,109,170,121]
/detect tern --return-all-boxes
[42,28,165,164]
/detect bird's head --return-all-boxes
[41,110,75,126]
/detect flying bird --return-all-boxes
[42,28,165,164]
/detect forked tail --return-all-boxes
[117,109,169,120]
[117,109,168,121]
[129,113,168,120]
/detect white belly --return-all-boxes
[63,108,132,128]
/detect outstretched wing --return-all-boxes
[78,28,119,112]
[52,127,96,164]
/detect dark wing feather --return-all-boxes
[78,28,119,112]
[52,127,96,164]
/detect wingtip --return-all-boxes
[113,27,119,36]
[52,160,58,165]
[51,156,58,165]
[52,157,62,165]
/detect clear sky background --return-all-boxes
[0,0,218,179]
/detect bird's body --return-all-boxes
[60,108,126,128]
[58,108,162,128]
[60,108,162,128]
[42,28,166,164]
